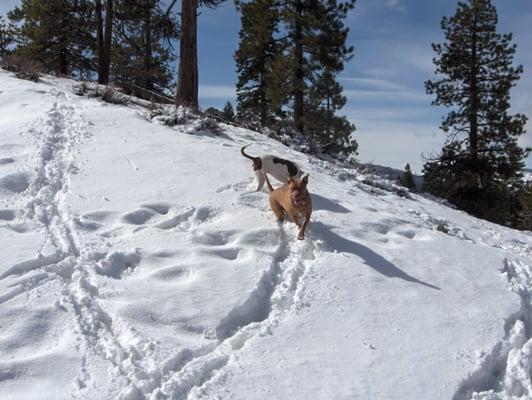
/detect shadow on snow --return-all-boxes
[311,221,441,291]
[312,193,351,214]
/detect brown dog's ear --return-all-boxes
[301,174,309,184]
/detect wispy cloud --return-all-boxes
[338,77,405,91]
[344,89,428,103]
[198,85,235,99]
[385,0,406,12]
[339,75,429,104]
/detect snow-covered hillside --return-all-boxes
[0,70,531,400]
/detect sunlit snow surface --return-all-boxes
[0,70,530,400]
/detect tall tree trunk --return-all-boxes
[143,0,153,90]
[259,84,267,127]
[293,0,304,134]
[96,0,113,84]
[469,12,479,162]
[103,0,113,83]
[96,0,105,83]
[176,0,199,109]
[59,44,68,75]
[259,54,267,126]
[326,95,330,138]
[58,8,68,75]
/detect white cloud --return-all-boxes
[344,105,436,122]
[385,0,406,12]
[352,119,444,173]
[339,75,430,104]
[198,85,235,99]
[344,89,428,103]
[338,77,405,91]
[346,103,532,171]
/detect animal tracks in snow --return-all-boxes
[55,191,313,398]
[144,225,318,400]
[0,209,16,221]
[0,157,16,165]
[347,217,429,244]
[142,202,171,215]
[406,208,530,257]
[452,259,532,400]
[153,207,196,230]
[148,264,197,284]
[63,181,320,399]
[73,203,220,239]
[94,250,142,279]
[121,208,158,225]
[215,178,253,193]
[0,172,30,193]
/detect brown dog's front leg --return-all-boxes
[269,197,285,222]
[287,212,302,228]
[297,218,309,240]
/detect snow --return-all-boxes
[524,169,532,183]
[0,69,531,400]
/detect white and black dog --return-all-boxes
[241,144,303,191]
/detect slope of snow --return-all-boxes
[0,70,530,400]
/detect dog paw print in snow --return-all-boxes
[362,341,376,350]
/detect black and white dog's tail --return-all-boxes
[241,144,262,171]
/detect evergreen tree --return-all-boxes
[112,0,179,93]
[235,0,356,159]
[305,69,356,158]
[400,163,416,191]
[8,0,94,76]
[516,181,532,230]
[281,0,355,135]
[204,106,223,120]
[0,16,15,56]
[235,0,283,127]
[176,0,226,110]
[424,0,528,227]
[221,101,235,122]
[306,1,356,158]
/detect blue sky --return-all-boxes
[1,0,530,171]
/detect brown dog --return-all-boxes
[265,173,312,240]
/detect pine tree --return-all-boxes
[204,106,223,120]
[235,0,283,127]
[281,0,355,135]
[112,0,179,93]
[305,70,356,158]
[0,16,15,56]
[221,101,235,122]
[517,182,532,230]
[400,163,416,191]
[234,0,356,159]
[176,0,226,110]
[8,0,94,76]
[310,1,356,156]
[424,0,529,227]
